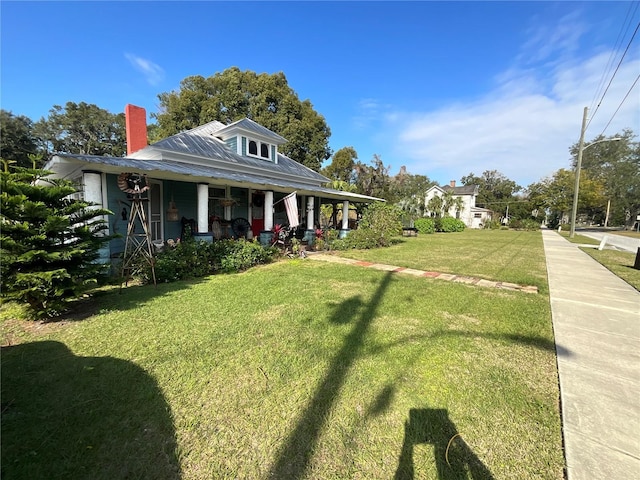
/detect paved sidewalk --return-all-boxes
[542,229,640,479]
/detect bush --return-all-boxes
[414,218,435,234]
[439,217,466,232]
[139,239,276,284]
[332,229,380,250]
[1,167,114,319]
[357,202,403,247]
[509,218,540,231]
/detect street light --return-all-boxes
[569,106,622,238]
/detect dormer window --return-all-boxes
[246,137,273,161]
[260,143,269,158]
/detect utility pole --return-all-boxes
[570,107,588,239]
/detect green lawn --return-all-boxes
[1,231,564,479]
[336,230,549,293]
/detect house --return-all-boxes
[425,180,492,228]
[43,104,382,262]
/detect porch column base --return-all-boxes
[303,229,316,246]
[339,229,350,239]
[259,230,273,246]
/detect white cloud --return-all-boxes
[377,18,640,187]
[125,53,165,86]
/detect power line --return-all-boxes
[589,2,640,114]
[599,73,640,135]
[586,18,640,132]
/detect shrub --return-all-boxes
[332,229,380,250]
[1,167,114,319]
[357,202,403,247]
[509,218,540,231]
[414,218,435,234]
[439,217,466,232]
[140,239,276,284]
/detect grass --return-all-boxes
[335,230,549,293]
[555,230,640,290]
[1,231,564,480]
[581,248,640,291]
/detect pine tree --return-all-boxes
[1,167,114,318]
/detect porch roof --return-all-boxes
[46,153,384,203]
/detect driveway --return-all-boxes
[577,229,640,253]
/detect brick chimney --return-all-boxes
[450,180,456,188]
[125,104,148,155]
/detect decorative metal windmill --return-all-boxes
[118,172,156,287]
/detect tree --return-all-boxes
[460,170,521,209]
[323,146,357,183]
[570,130,639,227]
[34,102,126,157]
[0,110,40,168]
[1,167,114,318]
[527,168,605,227]
[353,154,391,199]
[154,67,332,171]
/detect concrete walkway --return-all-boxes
[542,229,640,479]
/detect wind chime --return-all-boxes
[118,172,157,287]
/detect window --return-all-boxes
[246,137,272,161]
[474,213,482,218]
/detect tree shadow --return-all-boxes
[1,340,181,479]
[267,273,394,479]
[395,408,494,480]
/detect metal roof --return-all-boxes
[130,121,328,184]
[217,118,288,143]
[47,153,383,202]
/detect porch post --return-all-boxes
[340,200,350,238]
[82,170,109,262]
[306,196,315,230]
[197,183,209,233]
[258,190,275,246]
[264,191,274,231]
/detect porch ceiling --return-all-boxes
[46,154,384,203]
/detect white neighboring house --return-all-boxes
[425,181,492,229]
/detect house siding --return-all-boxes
[226,136,238,155]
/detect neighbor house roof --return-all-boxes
[442,184,478,196]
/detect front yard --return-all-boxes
[1,230,564,479]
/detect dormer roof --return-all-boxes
[216,118,287,144]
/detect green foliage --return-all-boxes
[570,130,639,227]
[154,67,331,171]
[332,228,382,250]
[332,202,402,250]
[461,170,521,208]
[34,102,126,156]
[439,217,466,232]
[508,218,540,230]
[358,202,403,241]
[414,217,435,234]
[140,239,277,283]
[353,154,391,199]
[1,167,114,318]
[323,146,357,183]
[0,110,40,168]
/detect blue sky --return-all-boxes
[2,1,639,187]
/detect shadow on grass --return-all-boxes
[52,277,209,323]
[268,273,393,479]
[394,408,494,480]
[1,340,181,479]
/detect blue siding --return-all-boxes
[226,136,238,155]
